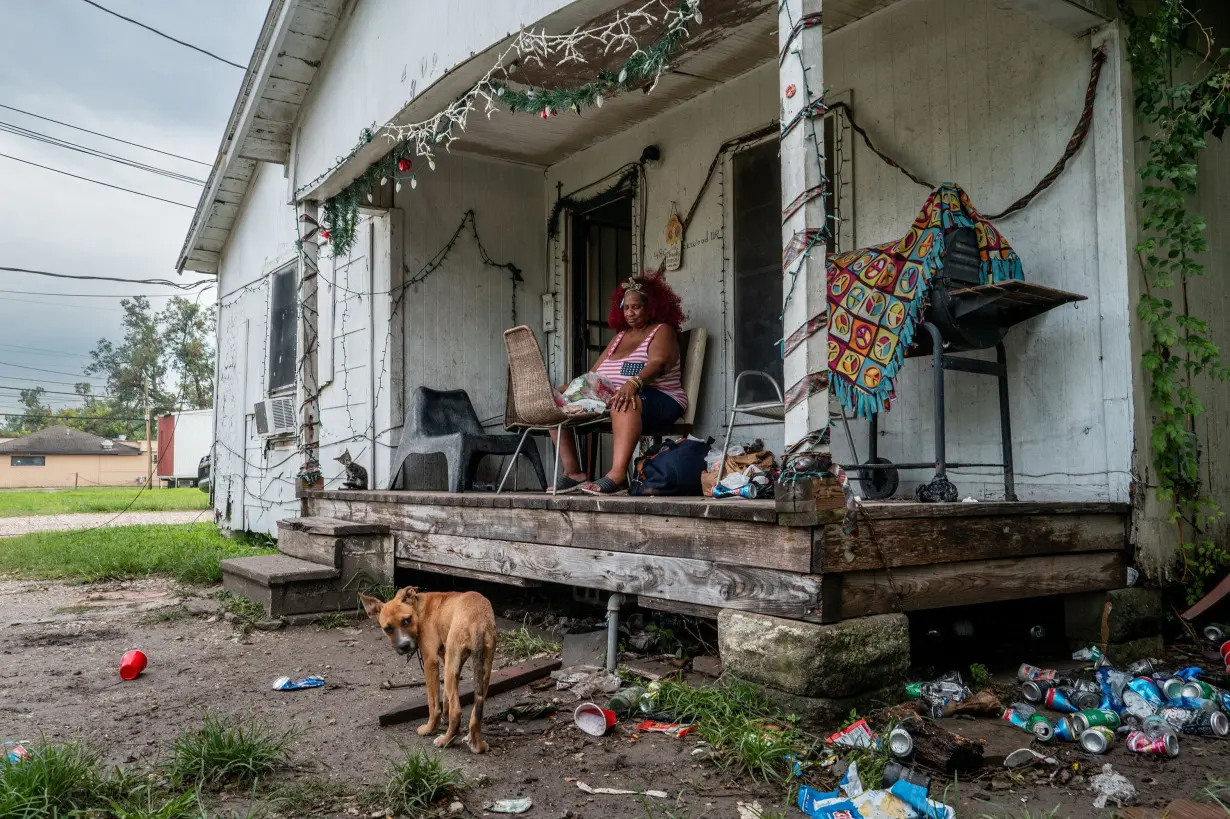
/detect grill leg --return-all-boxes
[996,343,1017,501]
[868,411,879,463]
[925,322,946,479]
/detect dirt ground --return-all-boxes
[1,577,1227,818]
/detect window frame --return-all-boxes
[10,455,46,467]
[266,261,299,396]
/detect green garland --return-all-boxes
[318,0,700,256]
[492,0,700,117]
[1121,0,1230,604]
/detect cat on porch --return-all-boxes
[334,449,368,490]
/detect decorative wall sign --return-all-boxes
[663,205,683,271]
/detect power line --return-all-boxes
[0,373,100,388]
[0,289,193,300]
[0,294,130,312]
[76,0,247,70]
[0,152,196,209]
[0,103,212,167]
[0,412,151,422]
[0,361,106,380]
[0,342,91,358]
[0,120,206,185]
[0,266,213,289]
[0,384,113,399]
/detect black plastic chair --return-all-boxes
[387,387,547,492]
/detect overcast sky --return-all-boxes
[0,0,267,414]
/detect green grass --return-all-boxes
[0,523,276,585]
[141,607,192,625]
[381,748,462,816]
[167,712,294,789]
[0,740,107,818]
[652,679,812,784]
[315,611,350,630]
[268,777,354,815]
[968,663,990,689]
[0,486,208,517]
[498,625,562,660]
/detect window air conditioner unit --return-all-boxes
[254,397,296,437]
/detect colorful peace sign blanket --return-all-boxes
[826,184,1023,418]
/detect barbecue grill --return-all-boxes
[848,227,1086,502]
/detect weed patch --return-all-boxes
[0,741,105,818]
[141,607,191,625]
[215,590,266,629]
[499,625,561,660]
[653,679,811,783]
[381,748,462,816]
[168,712,294,789]
[0,524,275,585]
[269,777,355,815]
[315,611,350,630]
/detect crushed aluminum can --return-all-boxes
[1053,715,1079,743]
[826,718,877,750]
[1074,709,1121,732]
[1181,680,1219,700]
[1159,677,1188,701]
[271,675,325,691]
[1127,729,1180,757]
[1080,726,1115,754]
[882,761,931,791]
[1018,663,1058,683]
[1030,715,1055,742]
[1044,688,1080,714]
[1176,710,1229,738]
[1021,679,1056,703]
[1125,658,1161,677]
[1127,677,1164,709]
[1203,623,1227,643]
[1142,714,1178,739]
[886,727,914,759]
[4,741,28,763]
[1003,704,1053,741]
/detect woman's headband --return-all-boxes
[621,278,645,294]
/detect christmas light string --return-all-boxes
[303,0,702,255]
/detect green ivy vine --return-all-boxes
[1121,0,1230,604]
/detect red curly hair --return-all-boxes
[607,270,686,332]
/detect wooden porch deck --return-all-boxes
[300,490,1130,623]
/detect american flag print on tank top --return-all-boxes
[594,324,688,410]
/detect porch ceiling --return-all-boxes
[303,0,903,201]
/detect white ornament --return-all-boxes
[596,92,604,108]
[366,192,373,203]
[428,159,436,171]
[380,176,388,185]
[618,68,628,84]
[395,181,402,192]
[410,176,418,189]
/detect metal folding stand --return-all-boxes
[845,321,1017,501]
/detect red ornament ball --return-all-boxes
[397,158,412,173]
[319,229,331,241]
[540,107,551,119]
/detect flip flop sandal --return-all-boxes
[549,474,583,495]
[580,476,626,495]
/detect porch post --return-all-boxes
[778,0,829,450]
[297,200,323,490]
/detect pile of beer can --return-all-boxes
[1003,628,1230,759]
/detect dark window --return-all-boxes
[570,195,633,376]
[268,264,298,392]
[733,140,783,403]
[11,455,45,467]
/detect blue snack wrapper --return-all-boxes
[272,675,325,691]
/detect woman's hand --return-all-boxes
[610,381,641,413]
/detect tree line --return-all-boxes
[3,296,215,440]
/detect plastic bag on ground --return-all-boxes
[1090,764,1137,810]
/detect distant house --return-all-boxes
[0,426,151,489]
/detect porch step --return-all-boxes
[220,554,354,618]
[276,516,389,568]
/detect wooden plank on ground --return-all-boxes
[816,513,1127,573]
[395,532,822,620]
[396,558,544,588]
[379,658,561,727]
[636,595,722,620]
[830,551,1127,621]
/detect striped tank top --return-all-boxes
[595,324,688,410]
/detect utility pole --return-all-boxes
[144,381,153,489]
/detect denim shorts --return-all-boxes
[640,387,684,431]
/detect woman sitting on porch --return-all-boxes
[552,272,688,495]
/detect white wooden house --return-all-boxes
[178,0,1230,612]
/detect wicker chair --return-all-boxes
[496,326,607,493]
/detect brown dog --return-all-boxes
[359,586,496,754]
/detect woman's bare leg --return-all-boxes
[548,429,587,483]
[605,406,642,485]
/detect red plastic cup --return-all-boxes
[1220,639,1230,661]
[574,703,617,736]
[120,649,147,681]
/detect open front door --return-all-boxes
[569,194,634,377]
